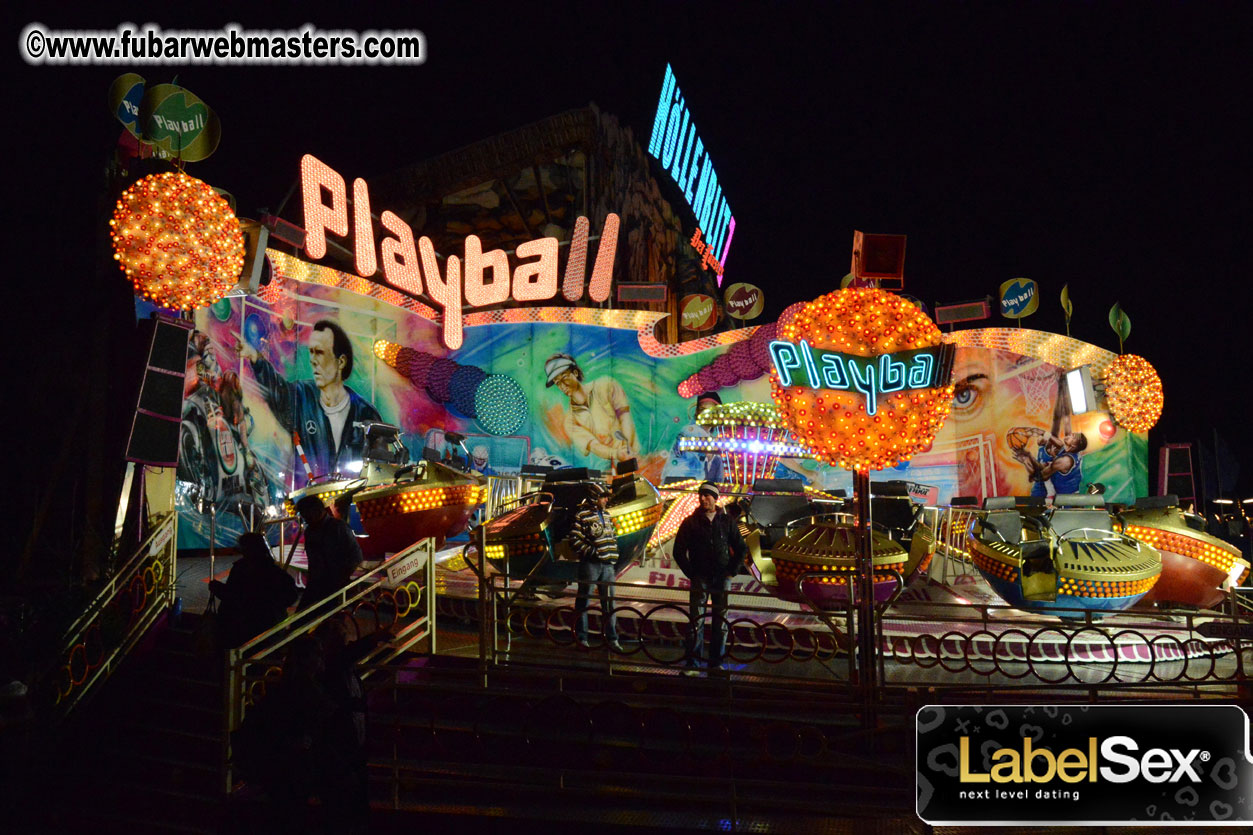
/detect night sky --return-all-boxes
[10,1,1253,520]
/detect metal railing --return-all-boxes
[223,536,436,792]
[49,511,178,717]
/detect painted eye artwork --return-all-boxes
[951,373,989,419]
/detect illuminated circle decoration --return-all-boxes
[109,171,245,311]
[474,374,529,436]
[769,288,954,471]
[1103,354,1163,433]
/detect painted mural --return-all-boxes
[165,262,1146,548]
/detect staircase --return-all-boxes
[27,610,225,833]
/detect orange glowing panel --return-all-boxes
[300,154,348,260]
[463,235,511,308]
[770,288,954,472]
[352,178,377,277]
[513,236,559,302]
[419,237,463,350]
[588,213,620,303]
[379,210,422,296]
[562,215,589,302]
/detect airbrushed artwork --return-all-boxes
[170,254,1146,549]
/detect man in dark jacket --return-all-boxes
[568,483,625,652]
[295,495,363,610]
[209,533,298,649]
[672,482,746,674]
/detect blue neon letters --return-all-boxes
[769,339,948,415]
[648,64,736,274]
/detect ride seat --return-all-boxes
[1049,493,1112,538]
[981,496,1023,544]
[872,495,919,535]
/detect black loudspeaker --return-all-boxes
[125,316,193,466]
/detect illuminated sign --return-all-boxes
[999,277,1039,319]
[723,282,764,320]
[647,64,735,283]
[769,338,954,416]
[688,228,724,276]
[680,294,717,331]
[300,154,619,349]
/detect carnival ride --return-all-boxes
[966,493,1163,618]
[650,402,939,611]
[1118,494,1250,609]
[476,466,664,586]
[287,422,485,556]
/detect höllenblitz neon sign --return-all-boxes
[770,339,956,416]
[648,64,735,283]
[300,154,619,349]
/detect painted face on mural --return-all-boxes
[553,369,584,402]
[308,327,346,389]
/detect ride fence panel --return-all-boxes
[48,511,178,718]
[223,536,436,793]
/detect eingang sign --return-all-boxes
[300,154,619,349]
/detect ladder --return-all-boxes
[1158,443,1198,510]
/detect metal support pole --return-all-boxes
[853,469,877,727]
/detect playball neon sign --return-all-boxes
[769,340,954,416]
[300,154,619,349]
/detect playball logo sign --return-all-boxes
[917,705,1252,825]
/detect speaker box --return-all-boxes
[125,316,193,466]
[851,230,907,289]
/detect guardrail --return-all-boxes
[223,536,436,793]
[47,511,178,717]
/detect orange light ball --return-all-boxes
[1103,354,1163,433]
[770,288,954,471]
[110,171,245,311]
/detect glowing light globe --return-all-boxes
[1103,354,1163,432]
[679,401,812,486]
[770,288,954,472]
[110,171,244,311]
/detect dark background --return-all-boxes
[8,2,1252,580]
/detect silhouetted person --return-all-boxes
[209,533,298,649]
[295,495,363,610]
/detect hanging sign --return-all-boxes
[724,282,764,320]
[680,294,717,331]
[108,75,222,162]
[999,278,1039,319]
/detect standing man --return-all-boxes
[545,353,639,466]
[241,319,382,479]
[569,483,625,652]
[672,482,747,675]
[294,495,363,610]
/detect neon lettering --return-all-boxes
[463,235,510,308]
[769,338,952,413]
[880,353,907,393]
[352,178,376,277]
[908,353,933,388]
[379,210,421,296]
[512,236,558,302]
[847,358,879,415]
[645,65,735,274]
[298,155,619,349]
[300,154,347,260]
[769,341,803,388]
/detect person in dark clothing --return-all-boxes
[315,619,389,834]
[672,482,747,674]
[569,483,625,652]
[295,495,363,610]
[240,319,382,479]
[209,533,298,649]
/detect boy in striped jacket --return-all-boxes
[569,483,625,652]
